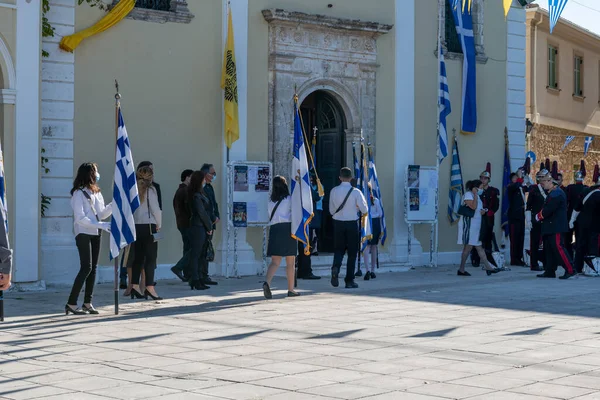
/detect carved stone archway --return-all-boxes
[263,9,392,177]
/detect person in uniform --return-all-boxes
[471,163,500,268]
[570,165,600,274]
[329,167,368,289]
[507,172,527,266]
[525,168,547,272]
[535,170,576,280]
[564,164,588,258]
[296,174,322,281]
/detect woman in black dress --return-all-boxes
[263,176,298,299]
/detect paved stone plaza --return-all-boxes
[1,267,600,400]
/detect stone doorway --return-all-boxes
[301,90,346,253]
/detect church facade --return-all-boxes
[1,0,527,286]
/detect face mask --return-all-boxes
[95,173,100,182]
[477,188,483,196]
[211,174,216,183]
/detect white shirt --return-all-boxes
[71,188,112,236]
[370,197,383,218]
[134,187,162,229]
[329,182,368,221]
[268,196,292,225]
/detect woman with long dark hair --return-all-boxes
[263,176,298,299]
[457,179,499,276]
[131,166,163,300]
[66,163,112,315]
[187,170,214,290]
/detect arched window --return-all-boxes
[319,98,339,130]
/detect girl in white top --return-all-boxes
[363,183,383,280]
[130,166,163,300]
[263,176,299,299]
[66,163,112,315]
[457,179,498,277]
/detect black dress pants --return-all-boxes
[332,220,359,283]
[68,233,101,305]
[509,219,525,264]
[530,222,543,269]
[189,225,207,282]
[297,240,313,278]
[132,224,157,286]
[543,233,574,276]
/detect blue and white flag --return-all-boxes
[110,109,140,260]
[438,48,452,162]
[352,143,360,181]
[0,141,7,230]
[448,139,464,224]
[368,147,387,246]
[549,0,569,34]
[452,5,477,135]
[291,101,313,255]
[358,141,372,251]
[561,135,575,151]
[584,136,593,157]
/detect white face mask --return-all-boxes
[477,188,483,196]
[95,173,101,182]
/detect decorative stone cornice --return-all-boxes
[0,89,16,104]
[262,9,392,37]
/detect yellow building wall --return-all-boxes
[414,0,508,253]
[73,1,223,266]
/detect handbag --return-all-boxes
[457,204,475,218]
[205,238,215,262]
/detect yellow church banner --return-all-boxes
[59,0,135,53]
[221,6,239,149]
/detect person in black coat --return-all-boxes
[187,170,214,290]
[564,171,587,258]
[571,174,600,274]
[507,172,527,266]
[535,171,576,279]
[526,170,547,271]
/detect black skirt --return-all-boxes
[267,222,297,257]
[368,217,382,245]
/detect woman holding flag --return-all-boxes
[363,183,382,280]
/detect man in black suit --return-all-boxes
[507,172,527,266]
[200,163,219,285]
[526,170,547,272]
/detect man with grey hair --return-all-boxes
[200,163,219,285]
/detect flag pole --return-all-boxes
[434,0,444,268]
[114,80,121,316]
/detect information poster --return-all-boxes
[233,202,248,227]
[409,188,420,211]
[256,167,270,192]
[248,167,258,186]
[234,166,249,192]
[408,165,420,188]
[246,202,259,223]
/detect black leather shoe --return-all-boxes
[457,270,471,276]
[559,272,576,280]
[287,290,300,297]
[170,266,186,282]
[119,280,127,290]
[355,269,363,277]
[263,282,272,299]
[345,281,359,289]
[364,271,371,281]
[81,304,99,314]
[331,268,339,288]
[537,273,555,278]
[203,277,218,285]
[370,272,376,279]
[300,274,321,280]
[530,266,543,271]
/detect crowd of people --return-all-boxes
[61,154,599,314]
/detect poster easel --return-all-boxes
[404,165,439,267]
[226,161,272,278]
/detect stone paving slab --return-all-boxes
[1,266,600,399]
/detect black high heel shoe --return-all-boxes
[144,289,163,301]
[189,280,209,290]
[130,288,147,299]
[486,268,500,276]
[65,304,86,315]
[81,304,99,314]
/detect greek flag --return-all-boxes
[368,147,387,246]
[438,48,451,162]
[0,141,7,229]
[291,101,313,255]
[110,109,140,260]
[352,143,360,181]
[549,0,569,34]
[561,135,575,151]
[448,139,464,224]
[358,141,372,250]
[584,136,593,157]
[452,4,477,135]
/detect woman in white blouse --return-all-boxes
[66,163,112,315]
[131,166,163,300]
[363,183,383,280]
[263,176,299,299]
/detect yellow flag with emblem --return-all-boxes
[221,7,239,149]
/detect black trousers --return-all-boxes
[132,224,157,285]
[574,226,593,274]
[509,219,525,264]
[173,227,191,277]
[565,228,575,259]
[332,220,359,283]
[297,240,313,278]
[68,233,101,305]
[199,233,211,280]
[530,222,543,269]
[543,233,574,276]
[189,225,207,282]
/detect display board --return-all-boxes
[404,165,438,223]
[227,161,272,227]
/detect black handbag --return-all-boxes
[457,204,475,218]
[205,238,215,262]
